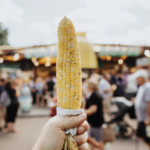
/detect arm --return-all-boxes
[81,97,86,109]
[104,86,115,93]
[88,136,102,148]
[147,102,150,116]
[84,105,97,116]
[15,88,20,97]
[103,89,111,93]
[103,84,113,93]
[145,102,150,125]
[131,97,136,102]
[44,84,48,91]
[144,87,150,125]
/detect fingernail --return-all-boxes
[78,127,84,133]
[79,113,86,119]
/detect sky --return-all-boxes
[1,0,150,47]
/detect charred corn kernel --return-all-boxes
[57,16,82,110]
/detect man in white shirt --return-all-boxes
[124,72,138,100]
[134,69,150,147]
[98,74,113,111]
[98,74,112,99]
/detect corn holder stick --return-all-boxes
[56,16,83,150]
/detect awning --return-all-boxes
[93,45,142,57]
[24,45,58,59]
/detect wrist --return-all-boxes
[33,142,49,150]
[32,142,41,150]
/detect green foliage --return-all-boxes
[0,24,9,45]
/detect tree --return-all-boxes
[0,24,9,45]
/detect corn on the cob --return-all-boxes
[57,16,82,110]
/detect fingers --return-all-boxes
[73,132,88,146]
[56,113,87,130]
[77,121,89,135]
[78,143,89,150]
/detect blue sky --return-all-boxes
[1,0,150,47]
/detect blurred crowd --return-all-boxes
[0,75,56,132]
[1,69,150,149]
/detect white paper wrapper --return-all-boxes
[57,107,84,136]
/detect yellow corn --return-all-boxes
[57,16,82,110]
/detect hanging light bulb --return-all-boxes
[34,61,39,66]
[32,57,37,62]
[144,49,150,57]
[13,53,20,61]
[45,62,51,67]
[106,56,111,61]
[0,57,4,63]
[118,59,123,65]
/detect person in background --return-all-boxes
[0,104,5,131]
[134,70,150,148]
[28,77,37,104]
[82,72,88,95]
[28,77,34,90]
[124,72,138,100]
[48,84,57,117]
[110,72,116,85]
[35,77,44,107]
[5,81,20,132]
[52,75,57,84]
[0,79,5,93]
[16,77,23,90]
[46,75,55,97]
[114,73,125,96]
[98,73,113,112]
[84,78,104,150]
[123,71,129,87]
[0,79,6,131]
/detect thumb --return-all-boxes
[58,113,87,131]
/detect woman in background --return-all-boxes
[48,84,57,117]
[35,77,44,107]
[5,81,20,132]
[84,78,104,150]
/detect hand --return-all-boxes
[111,84,117,91]
[33,113,89,150]
[131,97,135,102]
[145,119,150,126]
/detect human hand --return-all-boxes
[33,112,89,150]
[145,119,150,126]
[111,84,117,91]
[131,97,135,102]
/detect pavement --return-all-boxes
[0,105,148,150]
[0,117,49,150]
[0,116,148,150]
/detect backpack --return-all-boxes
[0,90,11,107]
